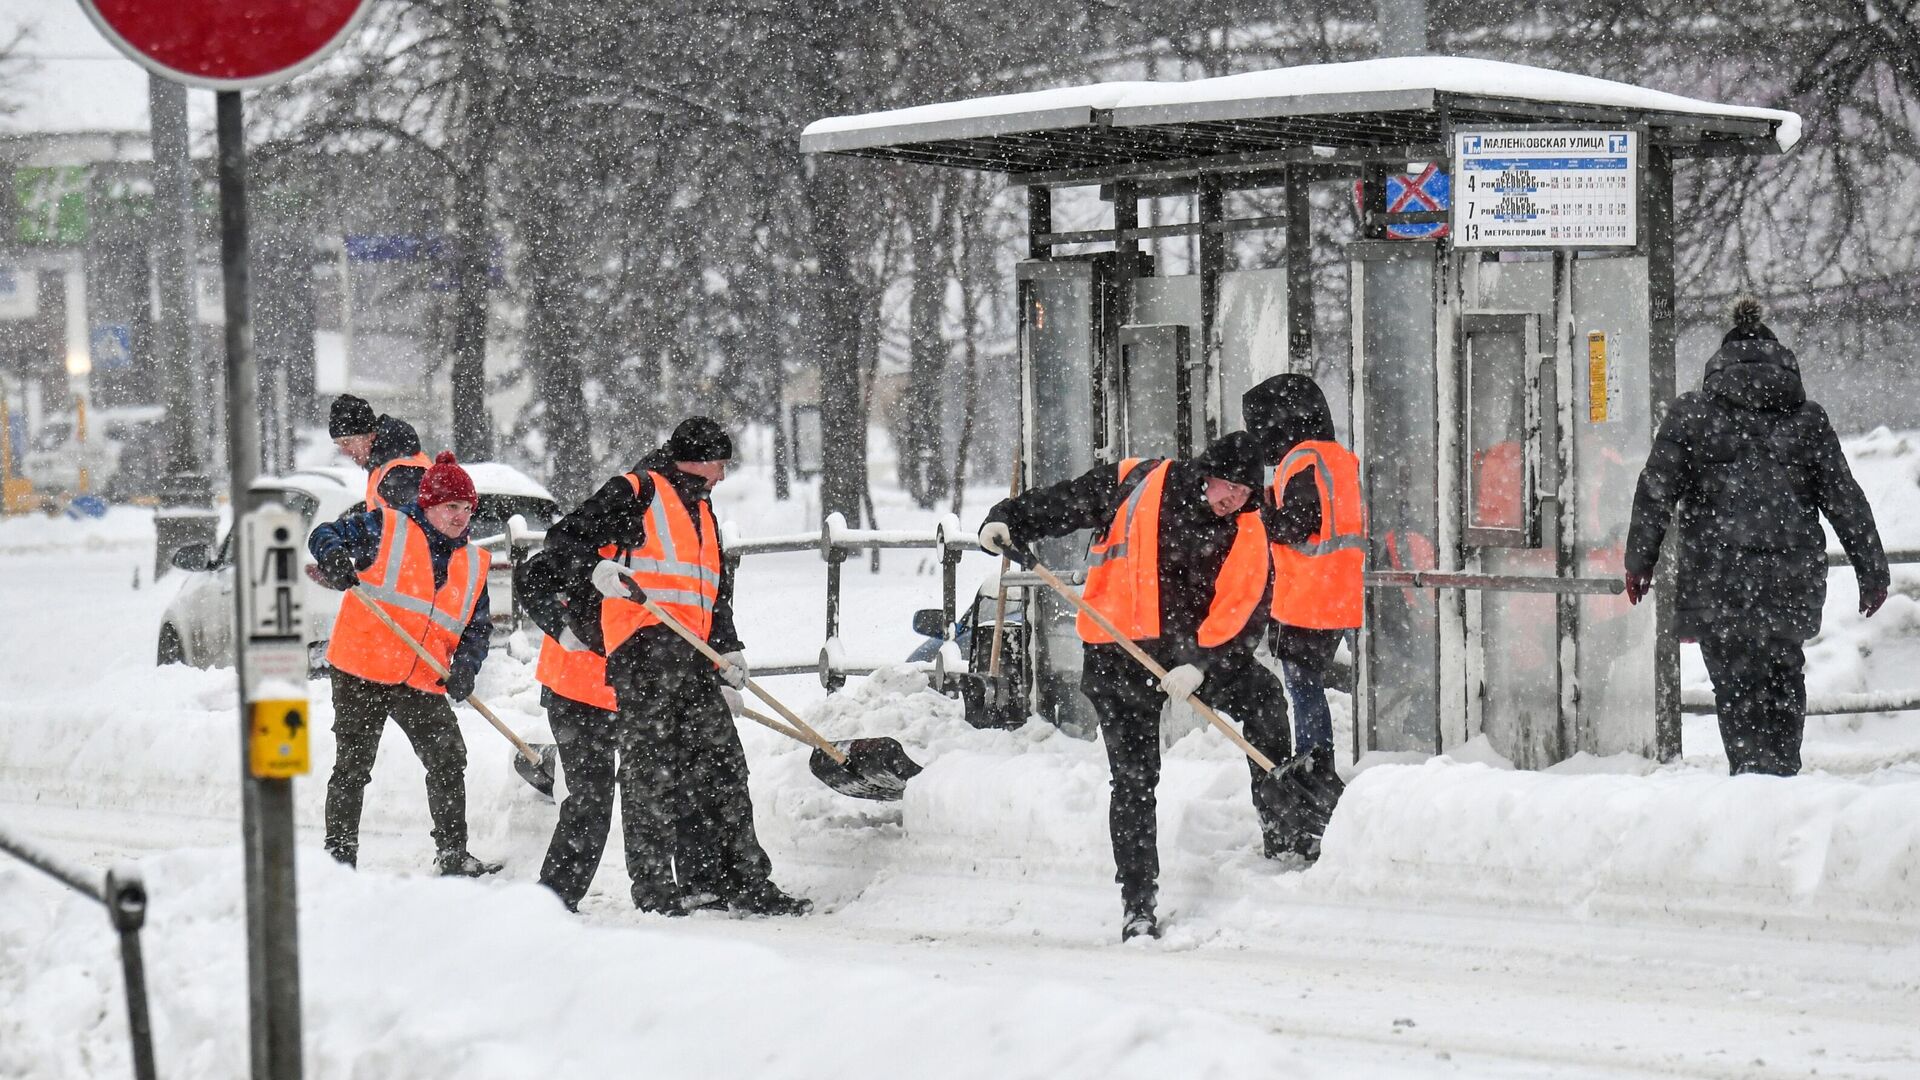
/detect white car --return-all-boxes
[157,463,559,669]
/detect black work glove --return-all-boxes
[317,548,361,592]
[440,668,476,702]
[1862,581,1889,618]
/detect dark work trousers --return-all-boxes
[1698,624,1809,776]
[537,690,622,910]
[610,639,774,909]
[326,669,470,861]
[1080,644,1292,904]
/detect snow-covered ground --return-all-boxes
[3,431,1919,1078]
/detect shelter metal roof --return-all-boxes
[800,57,1799,185]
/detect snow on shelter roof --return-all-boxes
[800,56,1799,181]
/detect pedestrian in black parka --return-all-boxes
[1625,298,1888,776]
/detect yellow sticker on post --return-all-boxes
[250,699,311,779]
[1587,331,1620,424]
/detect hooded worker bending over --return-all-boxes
[540,417,809,918]
[978,432,1289,941]
[308,452,501,877]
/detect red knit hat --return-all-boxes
[417,451,477,509]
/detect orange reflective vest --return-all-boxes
[1078,459,1271,649]
[535,543,619,710]
[327,509,492,693]
[599,472,722,653]
[367,451,433,511]
[1270,440,1366,630]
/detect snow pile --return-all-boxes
[1310,759,1920,930]
[0,849,1317,1080]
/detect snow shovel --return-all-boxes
[630,592,924,802]
[1026,562,1326,833]
[984,443,1022,708]
[347,587,559,799]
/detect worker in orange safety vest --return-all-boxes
[539,418,809,919]
[978,431,1287,941]
[308,451,502,877]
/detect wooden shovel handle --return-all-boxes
[737,706,810,746]
[1027,562,1279,774]
[347,587,546,766]
[635,593,848,764]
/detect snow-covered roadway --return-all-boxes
[5,446,1919,1079]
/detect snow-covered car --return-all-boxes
[157,463,559,669]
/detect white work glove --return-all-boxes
[722,686,744,715]
[1159,663,1204,702]
[718,650,749,690]
[592,559,634,600]
[978,522,1012,556]
[557,627,590,653]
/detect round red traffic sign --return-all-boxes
[78,0,373,91]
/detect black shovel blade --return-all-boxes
[513,743,559,800]
[1252,752,1344,856]
[808,738,925,802]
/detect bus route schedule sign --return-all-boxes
[1451,130,1638,248]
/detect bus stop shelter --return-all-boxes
[803,56,1798,766]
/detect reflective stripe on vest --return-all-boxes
[1271,440,1366,630]
[534,542,620,710]
[1077,460,1269,648]
[366,451,432,511]
[1086,458,1152,567]
[600,471,722,651]
[326,509,491,692]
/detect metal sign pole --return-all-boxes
[219,88,304,1080]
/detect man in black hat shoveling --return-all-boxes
[979,432,1290,941]
[329,393,434,513]
[541,418,811,917]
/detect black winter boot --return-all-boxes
[1120,884,1161,942]
[730,882,813,917]
[435,848,503,877]
[327,844,357,870]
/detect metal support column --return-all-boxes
[149,74,216,577]
[1645,145,1682,762]
[1112,180,1140,331]
[219,90,304,1080]
[1360,163,1390,241]
[1285,165,1316,374]
[1196,175,1225,446]
[1551,250,1582,759]
[1027,185,1052,261]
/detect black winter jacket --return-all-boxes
[368,415,428,511]
[540,450,742,674]
[984,459,1267,669]
[1625,337,1887,639]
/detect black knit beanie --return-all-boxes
[664,416,733,462]
[329,394,377,438]
[1197,431,1266,492]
